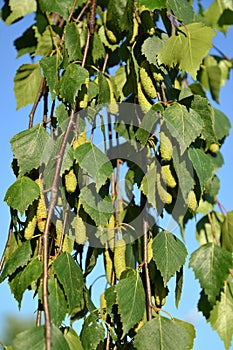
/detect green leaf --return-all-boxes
[74,141,113,191]
[107,0,134,37]
[134,315,195,350]
[158,23,215,79]
[98,72,111,104]
[204,0,230,33]
[191,95,217,144]
[92,33,105,63]
[65,22,82,61]
[14,63,42,109]
[172,146,195,200]
[196,211,224,245]
[209,282,233,350]
[53,252,84,313]
[140,161,157,208]
[214,108,231,141]
[222,211,233,253]
[10,123,50,176]
[142,35,167,64]
[0,241,31,283]
[175,267,183,308]
[136,107,160,145]
[4,177,40,215]
[5,0,36,25]
[39,0,74,21]
[60,63,89,108]
[116,271,146,337]
[79,185,114,227]
[138,0,166,10]
[63,328,84,350]
[9,257,42,308]
[188,148,215,193]
[34,26,53,56]
[48,276,67,326]
[80,311,105,350]
[163,104,203,154]
[13,325,70,350]
[40,55,61,99]
[189,243,232,304]
[14,26,37,58]
[152,231,188,285]
[167,0,194,23]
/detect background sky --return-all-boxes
[0,1,233,349]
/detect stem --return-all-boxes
[58,202,70,255]
[29,77,46,129]
[89,0,97,35]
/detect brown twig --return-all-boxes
[215,198,227,216]
[213,45,230,61]
[89,0,97,35]
[28,77,46,129]
[76,0,91,22]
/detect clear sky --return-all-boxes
[0,1,233,349]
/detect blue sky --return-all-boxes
[0,1,233,349]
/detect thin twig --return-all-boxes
[58,202,70,255]
[216,198,227,216]
[102,53,109,74]
[213,45,230,61]
[43,92,48,128]
[29,77,46,129]
[76,0,91,22]
[89,0,97,35]
[68,0,77,22]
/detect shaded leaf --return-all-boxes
[0,241,31,283]
[196,211,224,245]
[10,123,50,176]
[14,26,37,58]
[53,252,84,313]
[39,0,74,21]
[48,276,67,326]
[79,184,114,227]
[167,0,194,23]
[158,23,215,79]
[4,177,40,215]
[136,107,160,145]
[189,243,232,304]
[214,108,231,141]
[152,231,187,285]
[142,35,167,65]
[9,257,42,308]
[163,104,203,154]
[63,328,84,350]
[14,63,42,109]
[13,325,70,350]
[175,267,183,308]
[40,55,61,99]
[80,311,105,350]
[140,161,157,208]
[222,211,233,253]
[98,72,111,104]
[65,22,82,61]
[209,282,233,350]
[34,26,53,56]
[138,0,166,10]
[92,33,105,63]
[74,141,113,191]
[134,315,195,350]
[116,271,146,337]
[188,148,215,192]
[60,63,89,108]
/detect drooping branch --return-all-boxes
[28,77,46,129]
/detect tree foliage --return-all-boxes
[1,0,233,349]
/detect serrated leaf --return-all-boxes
[138,0,166,10]
[188,148,215,192]
[65,22,82,62]
[39,0,74,21]
[80,311,105,350]
[74,141,113,191]
[163,104,203,154]
[116,271,146,337]
[10,123,50,176]
[92,32,105,63]
[9,257,42,308]
[172,146,195,200]
[13,325,70,350]
[5,0,36,25]
[204,0,229,33]
[191,95,217,144]
[189,243,232,304]
[98,72,111,104]
[79,185,114,227]
[40,55,61,99]
[0,241,31,283]
[167,0,194,24]
[14,63,42,109]
[60,63,89,108]
[63,328,84,350]
[134,315,195,350]
[209,282,233,350]
[48,276,67,326]
[142,35,167,65]
[4,177,40,215]
[152,231,187,285]
[214,108,231,141]
[53,252,84,313]
[136,107,160,145]
[158,23,215,79]
[222,211,233,253]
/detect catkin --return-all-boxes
[105,248,113,284]
[209,143,219,153]
[65,169,77,193]
[156,173,172,204]
[114,239,126,280]
[35,178,47,233]
[138,82,153,112]
[74,215,87,245]
[160,131,173,161]
[140,61,157,99]
[187,190,198,212]
[24,205,37,240]
[161,165,177,188]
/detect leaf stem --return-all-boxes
[28,77,46,129]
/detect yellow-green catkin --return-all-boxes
[114,239,126,280]
[35,178,47,233]
[140,61,157,99]
[160,131,173,161]
[156,173,172,204]
[65,169,77,193]
[161,164,177,188]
